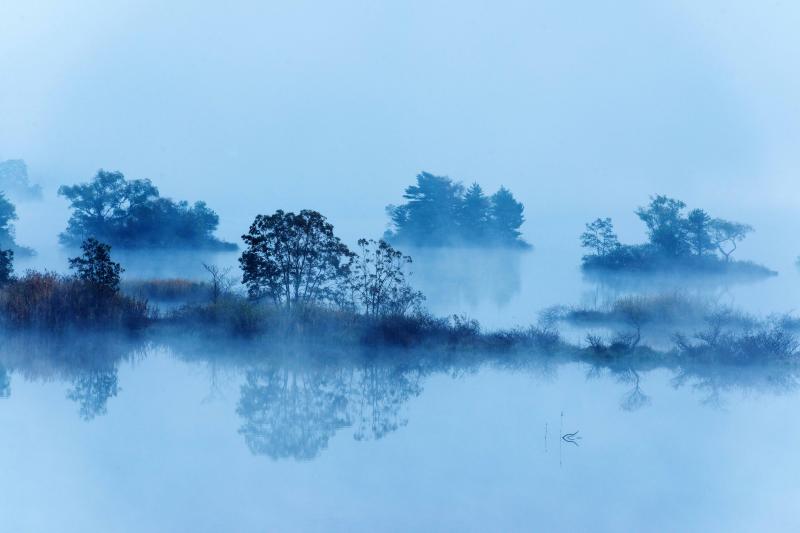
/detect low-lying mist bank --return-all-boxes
[1,261,798,365]
[2,283,799,370]
[2,282,799,459]
[0,305,798,451]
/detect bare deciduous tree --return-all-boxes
[202,262,235,304]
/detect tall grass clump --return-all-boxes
[0,271,149,331]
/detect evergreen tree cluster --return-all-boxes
[385,172,530,248]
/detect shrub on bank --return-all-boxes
[0,271,149,331]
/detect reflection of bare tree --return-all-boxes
[236,359,424,460]
[352,364,422,441]
[617,368,651,412]
[67,368,120,420]
[585,362,652,411]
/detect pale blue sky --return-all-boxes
[1,0,798,245]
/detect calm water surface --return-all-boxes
[1,345,798,533]
[4,205,800,531]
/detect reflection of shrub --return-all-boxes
[0,272,149,331]
[675,319,799,363]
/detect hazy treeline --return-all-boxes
[385,172,530,249]
[580,195,773,277]
[0,165,784,284]
[58,170,236,250]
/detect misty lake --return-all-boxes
[4,217,800,532]
[6,0,800,529]
[1,341,799,533]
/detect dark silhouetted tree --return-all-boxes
[239,210,354,310]
[685,209,715,256]
[386,172,464,246]
[458,183,491,242]
[202,262,235,304]
[69,238,123,293]
[580,218,619,256]
[488,187,526,246]
[59,170,157,244]
[349,239,424,317]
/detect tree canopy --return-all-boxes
[69,238,124,294]
[348,238,424,317]
[239,210,354,310]
[240,211,425,317]
[58,170,236,250]
[385,172,530,248]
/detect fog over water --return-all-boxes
[2,1,800,532]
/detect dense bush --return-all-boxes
[58,170,236,250]
[0,271,149,331]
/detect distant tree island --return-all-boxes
[580,195,775,278]
[0,159,42,201]
[385,172,530,249]
[58,170,237,251]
